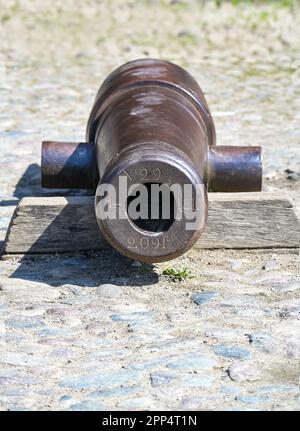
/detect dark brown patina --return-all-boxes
[42,59,262,262]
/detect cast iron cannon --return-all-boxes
[42,59,262,262]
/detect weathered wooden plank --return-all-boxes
[3,193,300,254]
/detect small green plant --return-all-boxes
[162,267,193,282]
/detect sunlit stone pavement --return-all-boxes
[0,0,299,410]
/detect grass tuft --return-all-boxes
[162,267,193,282]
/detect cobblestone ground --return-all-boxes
[0,0,300,411]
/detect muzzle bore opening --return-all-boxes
[126,182,176,233]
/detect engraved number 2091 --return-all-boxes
[127,236,168,249]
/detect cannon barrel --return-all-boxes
[42,59,262,262]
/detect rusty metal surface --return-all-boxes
[88,59,213,261]
[86,58,216,149]
[42,141,98,189]
[41,59,262,262]
[208,146,262,192]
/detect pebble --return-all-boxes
[286,338,300,359]
[117,397,155,410]
[220,385,240,395]
[66,286,86,295]
[1,333,24,344]
[247,332,274,352]
[90,385,141,398]
[252,272,292,286]
[180,397,203,410]
[110,311,154,322]
[182,374,214,388]
[59,370,141,390]
[220,295,257,308]
[129,358,166,371]
[38,338,76,346]
[1,352,47,367]
[150,372,175,387]
[166,354,217,370]
[38,328,73,337]
[255,385,298,394]
[279,307,300,319]
[62,296,93,305]
[67,400,106,411]
[59,395,72,402]
[227,362,260,382]
[90,348,131,360]
[50,348,73,358]
[2,387,28,397]
[232,308,266,318]
[229,259,250,271]
[205,328,246,343]
[5,316,45,329]
[272,282,300,293]
[213,345,251,360]
[286,172,299,181]
[261,260,279,271]
[95,284,122,298]
[0,370,40,385]
[191,291,218,306]
[46,307,70,317]
[235,395,270,405]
